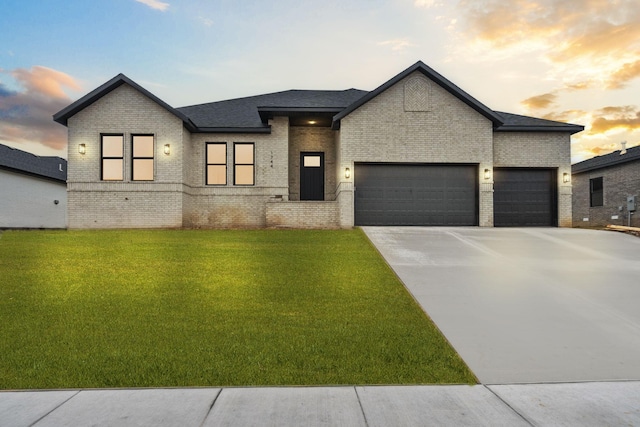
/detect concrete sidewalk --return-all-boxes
[2,381,639,426]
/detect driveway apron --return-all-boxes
[363,227,640,384]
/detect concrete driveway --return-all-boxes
[363,227,640,384]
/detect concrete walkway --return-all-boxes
[2,382,640,426]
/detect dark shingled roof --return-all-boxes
[0,144,67,182]
[572,144,640,174]
[53,62,583,136]
[495,112,583,134]
[176,89,368,132]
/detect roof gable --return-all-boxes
[0,144,67,182]
[332,61,504,129]
[572,144,640,174]
[53,74,195,131]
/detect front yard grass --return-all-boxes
[0,229,475,389]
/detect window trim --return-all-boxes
[233,142,255,186]
[206,142,227,185]
[131,134,155,181]
[101,133,124,181]
[590,176,603,207]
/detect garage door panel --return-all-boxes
[354,164,478,226]
[494,168,557,227]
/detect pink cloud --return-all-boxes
[0,66,81,152]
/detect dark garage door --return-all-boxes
[354,164,478,226]
[494,168,557,227]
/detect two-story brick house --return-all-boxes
[54,61,583,229]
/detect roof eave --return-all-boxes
[192,126,272,134]
[495,125,585,135]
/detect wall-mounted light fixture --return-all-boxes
[484,168,491,180]
[78,143,86,155]
[164,144,171,155]
[563,172,570,183]
[345,167,351,179]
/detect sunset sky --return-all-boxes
[1,0,638,163]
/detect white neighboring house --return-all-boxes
[0,144,67,228]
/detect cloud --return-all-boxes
[607,59,640,89]
[455,0,640,89]
[521,92,558,110]
[135,0,169,12]
[414,0,438,7]
[589,106,640,134]
[378,38,417,52]
[0,66,81,152]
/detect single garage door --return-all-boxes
[354,163,478,226]
[493,168,557,227]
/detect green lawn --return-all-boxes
[0,229,475,389]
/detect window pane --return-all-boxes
[207,165,226,185]
[103,135,123,157]
[235,144,254,164]
[207,144,226,164]
[303,155,321,167]
[235,165,254,185]
[133,159,154,181]
[133,135,154,157]
[103,159,123,180]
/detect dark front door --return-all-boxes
[300,152,324,200]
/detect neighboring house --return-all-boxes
[53,61,583,229]
[0,144,67,228]
[572,144,640,228]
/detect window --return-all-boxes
[234,143,254,185]
[206,143,227,185]
[590,177,603,207]
[132,135,154,181]
[101,134,124,181]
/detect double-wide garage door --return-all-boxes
[354,164,557,226]
[354,164,478,226]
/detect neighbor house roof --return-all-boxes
[53,74,197,131]
[53,62,583,136]
[0,144,67,182]
[572,144,640,174]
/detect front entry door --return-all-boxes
[300,152,324,200]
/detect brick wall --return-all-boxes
[572,161,640,228]
[266,200,339,228]
[183,117,290,228]
[66,84,185,228]
[337,72,494,226]
[288,126,337,201]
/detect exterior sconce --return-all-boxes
[78,143,86,155]
[563,173,570,183]
[484,168,491,180]
[345,168,351,179]
[164,144,171,155]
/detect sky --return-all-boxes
[1,0,638,163]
